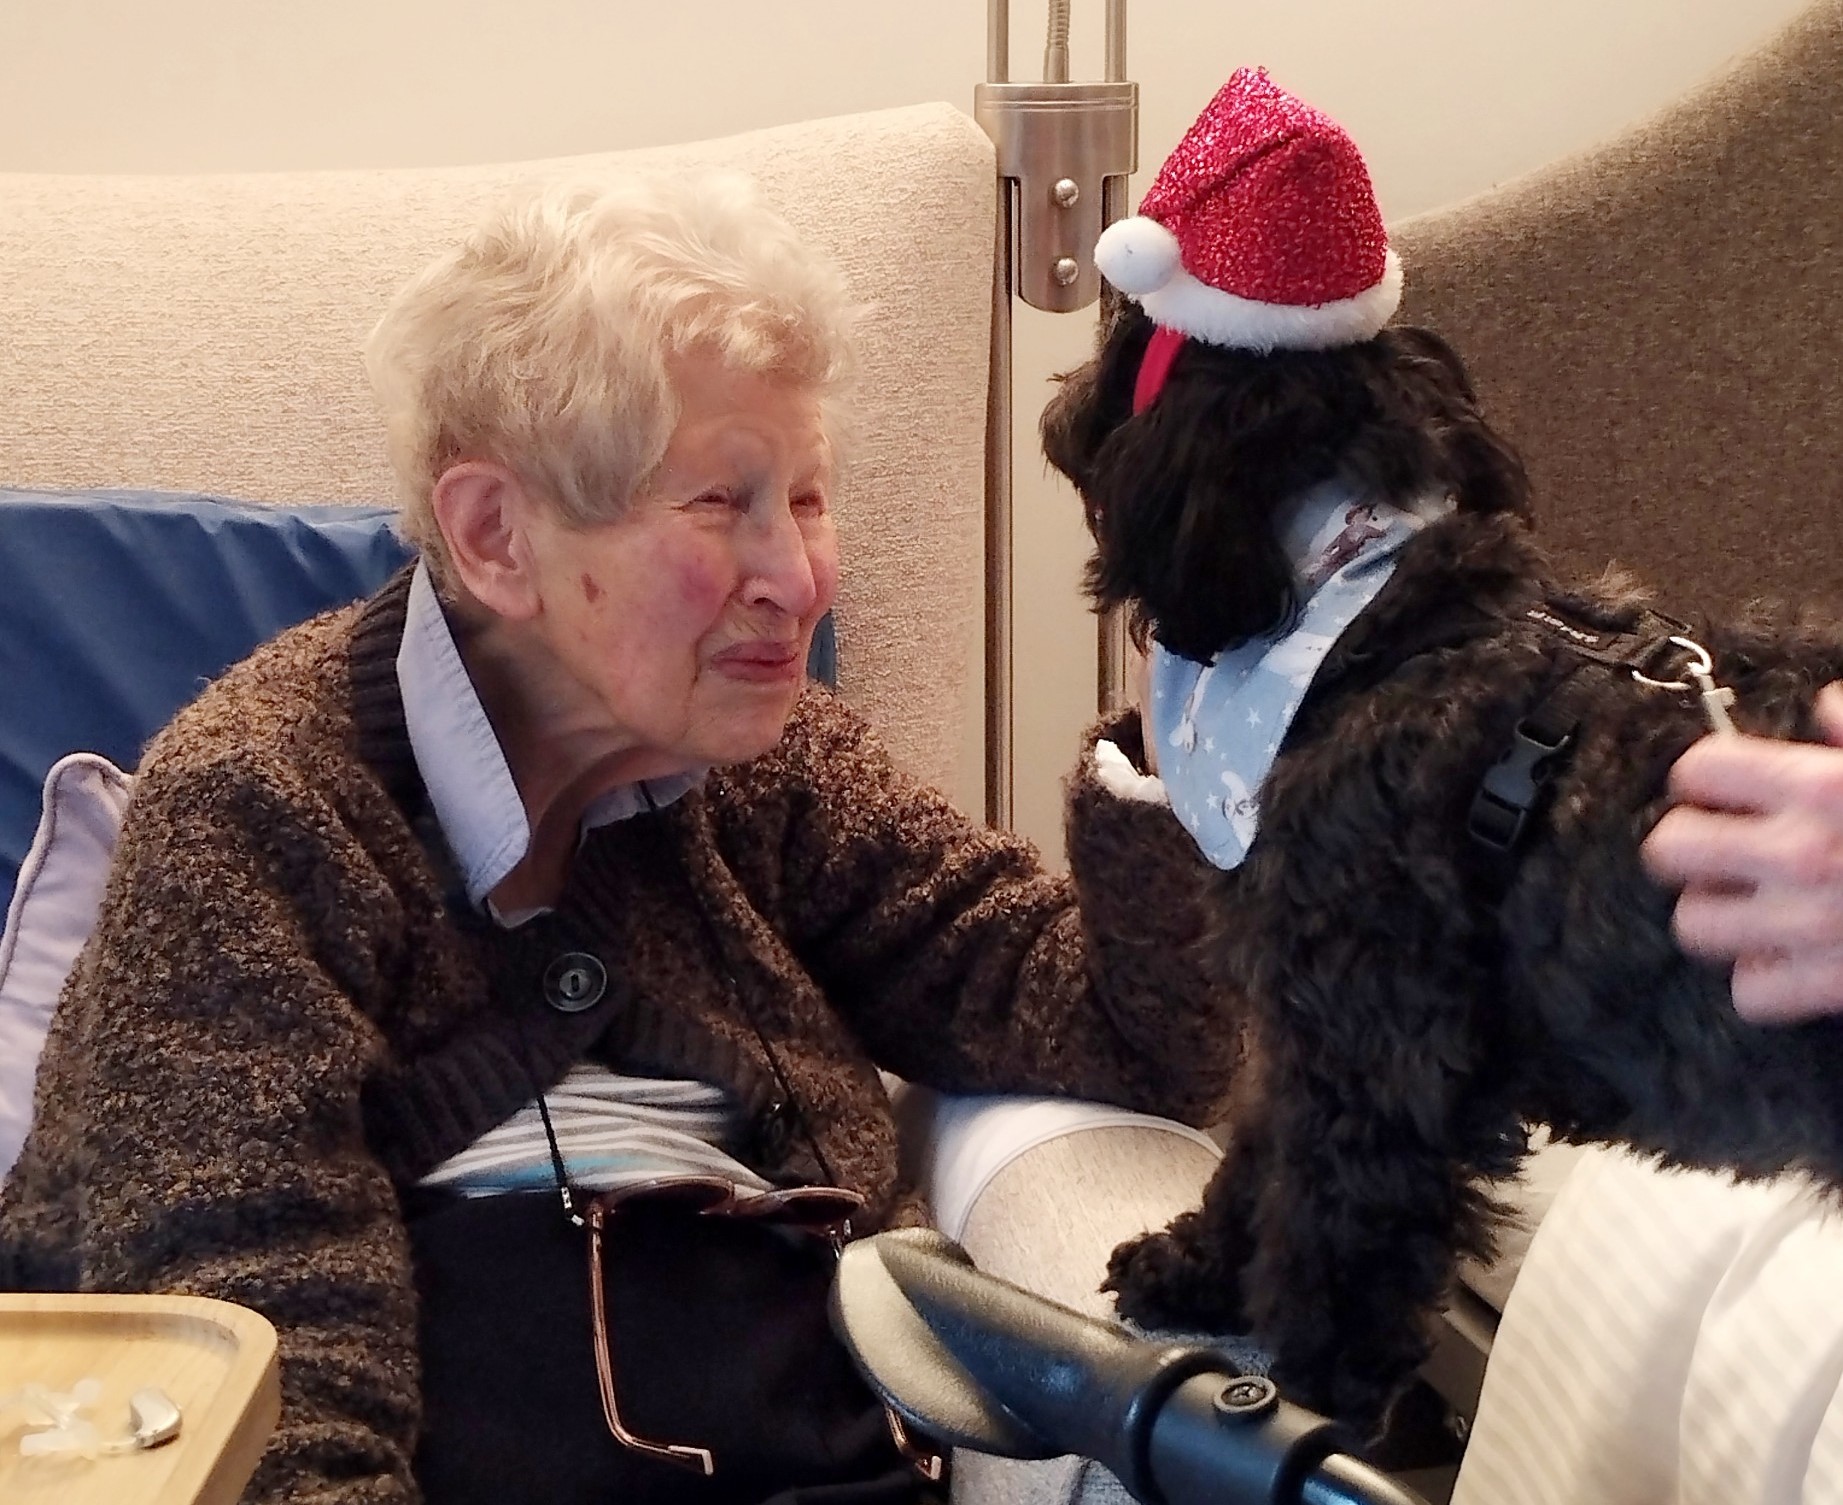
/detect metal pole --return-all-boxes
[985,0,1015,829]
[1097,0,1132,714]
[981,0,1137,817]
[985,188,1016,829]
[1096,167,1132,717]
[1043,0,1071,84]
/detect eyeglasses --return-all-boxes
[581,1174,943,1481]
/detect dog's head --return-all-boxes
[1041,294,1531,663]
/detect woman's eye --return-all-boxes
[689,489,739,510]
[793,491,828,514]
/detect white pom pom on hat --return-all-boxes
[1093,216,1182,297]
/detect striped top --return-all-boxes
[417,1063,769,1198]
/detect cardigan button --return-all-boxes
[543,952,607,1013]
[758,1099,793,1157]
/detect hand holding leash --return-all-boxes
[1644,682,1843,1021]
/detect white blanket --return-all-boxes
[1454,1147,1843,1504]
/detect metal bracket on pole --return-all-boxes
[974,44,1134,311]
[978,0,1135,827]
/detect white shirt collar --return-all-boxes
[396,560,703,921]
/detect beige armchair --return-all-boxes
[0,104,993,798]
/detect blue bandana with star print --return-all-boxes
[1148,482,1453,871]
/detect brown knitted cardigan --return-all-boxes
[0,569,1237,1503]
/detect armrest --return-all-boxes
[892,1084,1220,1256]
[890,1084,1228,1505]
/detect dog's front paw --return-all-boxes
[1103,1213,1250,1333]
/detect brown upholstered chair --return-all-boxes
[1396,0,1843,624]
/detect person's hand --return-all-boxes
[1641,682,1843,1022]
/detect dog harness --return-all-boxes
[1148,481,1454,871]
[1464,598,1738,893]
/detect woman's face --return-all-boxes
[523,355,839,771]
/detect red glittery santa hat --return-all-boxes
[1095,68,1401,359]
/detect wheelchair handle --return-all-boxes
[829,1228,1427,1505]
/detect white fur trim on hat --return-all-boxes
[1094,217,1182,297]
[1131,249,1403,353]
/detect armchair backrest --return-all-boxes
[1394,0,1843,620]
[0,104,994,798]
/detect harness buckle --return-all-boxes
[1466,716,1575,854]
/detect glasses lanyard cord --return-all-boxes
[516,787,843,1231]
[513,1014,585,1228]
[533,1086,584,1227]
[641,788,843,1191]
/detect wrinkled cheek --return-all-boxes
[809,540,842,619]
[672,557,734,621]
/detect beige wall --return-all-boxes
[0,0,1812,859]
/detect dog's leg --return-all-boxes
[1103,1110,1268,1334]
[1244,1050,1484,1439]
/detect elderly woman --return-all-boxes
[0,176,1231,1505]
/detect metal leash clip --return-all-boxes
[1629,635,1739,736]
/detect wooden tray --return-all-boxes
[0,1293,279,1505]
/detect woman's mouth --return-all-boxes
[712,641,803,683]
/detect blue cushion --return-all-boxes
[0,490,415,918]
[0,488,839,920]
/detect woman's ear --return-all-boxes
[430,461,544,621]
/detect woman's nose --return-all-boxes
[742,505,819,616]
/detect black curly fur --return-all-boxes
[1043,298,1843,1436]
[1043,294,1531,663]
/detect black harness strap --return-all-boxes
[1465,596,1694,898]
[1465,670,1589,857]
[1519,598,1695,678]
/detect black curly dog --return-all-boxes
[1042,294,1843,1437]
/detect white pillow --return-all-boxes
[0,752,133,1180]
